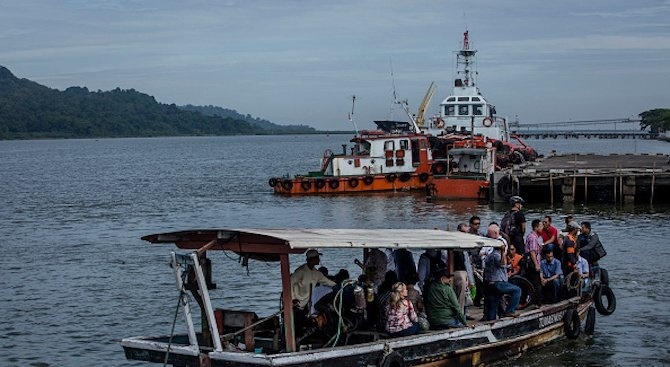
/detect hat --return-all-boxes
[435,267,452,278]
[567,221,580,230]
[305,249,322,259]
[509,195,525,205]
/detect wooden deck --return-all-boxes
[496,153,670,204]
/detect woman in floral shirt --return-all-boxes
[385,282,420,336]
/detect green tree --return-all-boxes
[639,109,670,132]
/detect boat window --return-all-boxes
[473,104,484,116]
[472,97,481,101]
[384,140,395,151]
[447,97,456,102]
[445,105,456,116]
[457,97,469,102]
[399,140,409,150]
[458,105,469,115]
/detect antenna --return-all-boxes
[348,95,359,135]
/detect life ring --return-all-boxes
[419,172,430,183]
[301,180,312,191]
[268,178,278,187]
[594,285,616,315]
[584,306,596,334]
[281,180,293,191]
[386,173,397,182]
[482,117,494,127]
[379,351,405,367]
[328,179,340,189]
[348,177,359,188]
[435,117,445,129]
[563,308,581,339]
[363,176,374,185]
[508,275,534,310]
[315,178,326,189]
[399,172,411,182]
[432,161,447,175]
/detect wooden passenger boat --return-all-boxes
[121,228,605,367]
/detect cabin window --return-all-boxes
[457,97,469,102]
[447,97,456,102]
[458,105,469,115]
[445,105,456,116]
[399,140,409,150]
[472,97,481,101]
[473,104,484,115]
[384,141,395,151]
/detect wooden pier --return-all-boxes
[493,153,670,204]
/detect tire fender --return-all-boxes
[594,285,616,315]
[584,306,596,334]
[379,351,404,367]
[563,308,580,339]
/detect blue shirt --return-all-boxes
[540,258,563,279]
[484,251,508,282]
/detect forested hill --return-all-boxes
[0,66,316,140]
[179,104,315,134]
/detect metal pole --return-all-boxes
[549,172,554,206]
[651,161,656,205]
[584,175,588,204]
[572,155,577,202]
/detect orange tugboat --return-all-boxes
[269,120,434,195]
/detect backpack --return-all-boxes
[519,252,535,274]
[500,210,516,236]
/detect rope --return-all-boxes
[164,284,187,366]
[564,271,581,292]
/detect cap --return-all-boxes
[509,195,525,205]
[567,221,580,230]
[305,249,322,259]
[435,267,452,278]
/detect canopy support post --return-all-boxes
[280,253,296,352]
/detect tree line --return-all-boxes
[0,66,316,140]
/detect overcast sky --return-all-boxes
[2,0,669,130]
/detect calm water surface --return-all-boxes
[0,135,669,367]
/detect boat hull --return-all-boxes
[271,172,431,195]
[427,176,490,201]
[122,299,590,367]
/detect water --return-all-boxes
[0,135,669,367]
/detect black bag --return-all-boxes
[519,252,535,273]
[593,238,607,261]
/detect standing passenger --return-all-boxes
[524,219,544,308]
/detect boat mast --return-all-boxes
[457,30,478,88]
[349,95,359,136]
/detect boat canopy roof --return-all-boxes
[141,228,501,261]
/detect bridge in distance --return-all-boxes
[509,118,656,139]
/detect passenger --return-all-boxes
[417,249,447,292]
[393,248,417,283]
[404,271,424,313]
[385,282,420,337]
[364,248,387,288]
[573,249,591,293]
[540,249,563,304]
[310,267,334,314]
[425,268,468,329]
[457,223,469,233]
[469,216,485,236]
[483,242,522,320]
[541,216,561,257]
[524,219,544,308]
[291,249,336,332]
[502,196,527,255]
[562,215,575,233]
[561,221,580,274]
[452,249,475,320]
[507,244,523,277]
[578,221,605,265]
[375,271,398,330]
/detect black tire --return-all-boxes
[300,180,312,191]
[497,175,514,197]
[315,178,326,189]
[584,306,596,334]
[386,173,397,182]
[399,172,411,182]
[281,180,293,191]
[419,172,430,183]
[348,177,359,188]
[328,179,340,189]
[563,308,581,339]
[599,268,609,286]
[379,351,404,367]
[432,161,447,175]
[268,178,278,187]
[363,176,374,185]
[509,275,534,310]
[594,285,616,315]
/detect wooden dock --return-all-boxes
[493,153,670,204]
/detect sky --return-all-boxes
[1,0,669,131]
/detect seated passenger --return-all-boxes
[574,249,590,293]
[540,249,563,304]
[375,271,398,330]
[425,268,467,329]
[507,245,523,277]
[404,271,424,313]
[385,282,420,337]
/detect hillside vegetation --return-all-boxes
[0,66,316,140]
